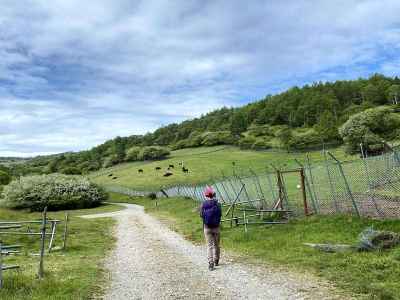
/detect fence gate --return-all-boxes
[277,168,313,216]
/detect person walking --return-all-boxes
[200,186,222,271]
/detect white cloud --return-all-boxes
[1,0,400,156]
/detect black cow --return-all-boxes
[182,167,189,173]
[138,169,144,173]
[155,167,161,170]
[108,174,113,177]
[169,164,174,168]
[112,176,118,180]
[163,172,173,177]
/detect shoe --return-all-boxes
[214,259,219,266]
[208,263,214,271]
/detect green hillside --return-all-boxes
[91,145,356,191]
[10,74,400,177]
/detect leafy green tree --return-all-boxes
[361,83,386,105]
[339,106,400,153]
[0,170,11,185]
[125,146,141,162]
[230,110,248,136]
[314,111,339,141]
[138,146,170,161]
[387,84,400,105]
[276,127,293,151]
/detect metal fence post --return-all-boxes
[306,155,320,212]
[324,150,339,213]
[328,152,360,217]
[360,144,384,217]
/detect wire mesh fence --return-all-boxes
[107,146,400,219]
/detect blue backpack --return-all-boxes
[202,200,222,227]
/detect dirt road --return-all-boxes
[81,203,344,299]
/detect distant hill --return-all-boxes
[11,73,400,176]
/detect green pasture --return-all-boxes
[91,146,355,191]
[0,203,122,299]
[109,193,400,300]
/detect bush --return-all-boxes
[125,146,141,162]
[60,167,82,175]
[0,170,11,185]
[0,174,107,211]
[103,154,120,168]
[238,136,256,149]
[201,131,235,146]
[339,106,400,153]
[138,146,170,161]
[247,124,273,137]
[289,128,322,150]
[252,138,272,150]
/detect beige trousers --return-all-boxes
[204,226,220,264]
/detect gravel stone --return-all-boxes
[81,203,346,300]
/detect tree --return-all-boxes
[314,111,339,142]
[276,127,293,151]
[137,146,170,161]
[361,83,386,105]
[230,110,248,136]
[0,170,11,185]
[339,106,400,153]
[387,84,400,105]
[125,147,141,162]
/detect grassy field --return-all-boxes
[109,193,400,300]
[91,145,356,191]
[0,203,122,299]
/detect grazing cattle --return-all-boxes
[169,164,174,168]
[108,174,113,177]
[112,176,118,180]
[155,166,161,170]
[182,167,189,173]
[138,169,144,173]
[163,172,173,177]
[178,162,182,166]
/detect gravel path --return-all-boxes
[81,203,345,300]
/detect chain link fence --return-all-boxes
[106,147,400,219]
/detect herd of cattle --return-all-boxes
[108,162,189,180]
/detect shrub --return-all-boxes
[0,174,107,211]
[247,124,273,137]
[201,131,235,146]
[60,167,82,175]
[125,146,141,162]
[252,138,272,150]
[339,106,400,153]
[103,154,120,168]
[289,128,322,150]
[238,136,256,149]
[138,146,170,161]
[0,170,11,185]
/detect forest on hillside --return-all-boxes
[6,73,400,176]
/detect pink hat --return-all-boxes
[204,186,216,198]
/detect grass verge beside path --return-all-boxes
[0,203,123,300]
[110,192,400,300]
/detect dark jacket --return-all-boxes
[200,199,222,228]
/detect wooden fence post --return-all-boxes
[300,168,309,216]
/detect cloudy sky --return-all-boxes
[1,0,400,157]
